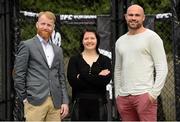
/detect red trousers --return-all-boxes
[116,93,157,121]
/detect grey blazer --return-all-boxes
[13,36,69,108]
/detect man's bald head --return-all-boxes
[126,4,145,16]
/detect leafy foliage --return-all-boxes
[19,0,111,56]
[20,0,111,14]
[131,0,171,14]
[19,0,171,56]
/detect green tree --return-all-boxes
[19,0,171,56]
[131,0,171,14]
[20,0,110,14]
[19,0,111,56]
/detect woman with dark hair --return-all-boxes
[67,28,112,121]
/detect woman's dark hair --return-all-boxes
[80,28,100,54]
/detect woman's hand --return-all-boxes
[99,69,110,76]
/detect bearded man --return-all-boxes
[13,11,69,121]
[114,4,168,121]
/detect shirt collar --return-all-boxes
[37,34,51,45]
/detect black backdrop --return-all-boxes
[0,0,19,120]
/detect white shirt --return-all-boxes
[37,34,54,68]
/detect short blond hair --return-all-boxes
[38,11,56,23]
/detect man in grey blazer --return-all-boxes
[13,11,69,121]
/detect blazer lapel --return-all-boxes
[51,44,58,68]
[34,36,49,67]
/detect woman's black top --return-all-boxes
[67,53,112,101]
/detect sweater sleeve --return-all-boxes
[79,55,112,87]
[149,33,168,99]
[114,41,122,97]
[67,55,88,89]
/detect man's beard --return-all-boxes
[127,21,142,30]
[37,29,52,40]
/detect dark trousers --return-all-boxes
[71,98,108,121]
